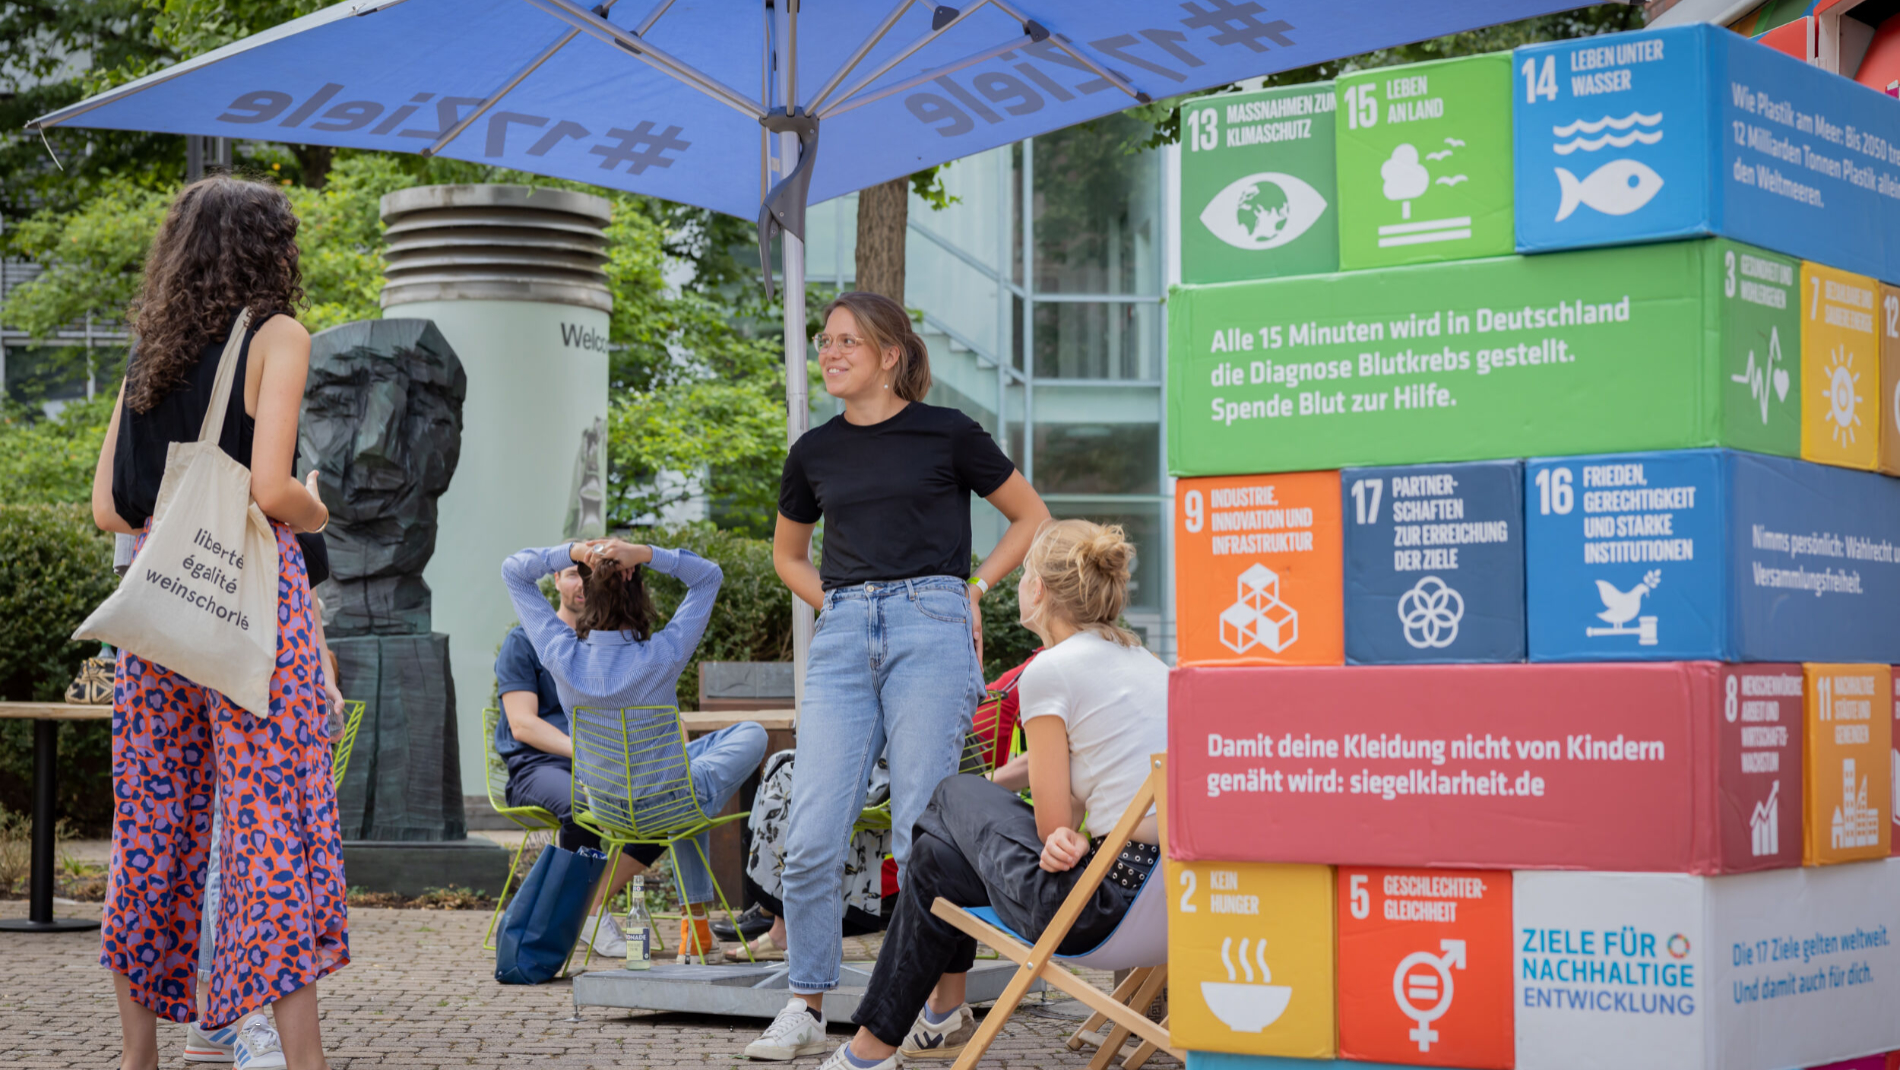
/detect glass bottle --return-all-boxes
[624,877,653,971]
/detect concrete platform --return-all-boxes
[570,959,1038,1020]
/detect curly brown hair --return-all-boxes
[574,561,657,642]
[124,174,305,413]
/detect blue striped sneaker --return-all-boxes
[183,1020,238,1063]
[232,1013,287,1070]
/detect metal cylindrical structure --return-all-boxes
[379,184,612,801]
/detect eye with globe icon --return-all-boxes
[1237,181,1292,242]
[1200,171,1330,252]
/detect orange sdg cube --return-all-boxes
[1802,663,1893,865]
[1337,867,1514,1069]
[1175,471,1343,666]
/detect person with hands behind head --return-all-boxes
[816,520,1166,1070]
[748,291,1051,1061]
[501,536,765,962]
[89,174,346,1070]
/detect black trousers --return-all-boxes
[852,775,1133,1046]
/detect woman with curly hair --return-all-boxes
[90,174,345,1070]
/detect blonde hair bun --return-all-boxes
[1024,519,1140,646]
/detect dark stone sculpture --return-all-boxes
[301,319,474,844]
[300,319,467,637]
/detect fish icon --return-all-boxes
[1555,159,1664,221]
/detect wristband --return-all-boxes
[968,576,989,596]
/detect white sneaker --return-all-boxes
[744,997,829,1060]
[816,1041,899,1070]
[183,1020,238,1063]
[580,911,628,960]
[232,1013,286,1070]
[901,1003,976,1059]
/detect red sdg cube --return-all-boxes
[1337,866,1514,1069]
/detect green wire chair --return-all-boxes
[568,704,754,973]
[330,700,366,788]
[481,705,565,951]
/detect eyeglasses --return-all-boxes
[814,333,865,353]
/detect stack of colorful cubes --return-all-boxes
[1165,24,1900,1070]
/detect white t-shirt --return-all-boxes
[1016,631,1168,827]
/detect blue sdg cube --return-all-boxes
[1342,460,1525,664]
[1524,449,1900,662]
[1514,25,1900,281]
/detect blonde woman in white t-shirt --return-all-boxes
[813,520,1167,1070]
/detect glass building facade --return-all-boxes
[804,113,1176,657]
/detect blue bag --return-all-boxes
[494,845,608,985]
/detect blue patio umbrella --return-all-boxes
[31,0,1585,679]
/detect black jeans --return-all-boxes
[852,775,1134,1046]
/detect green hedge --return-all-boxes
[0,505,119,836]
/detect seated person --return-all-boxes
[503,536,766,960]
[495,557,661,960]
[816,520,1166,1070]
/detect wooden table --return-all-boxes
[0,702,110,933]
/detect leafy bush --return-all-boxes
[0,505,119,836]
[633,524,791,712]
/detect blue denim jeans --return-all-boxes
[782,576,985,994]
[671,721,768,904]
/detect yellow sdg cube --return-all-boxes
[1165,859,1336,1058]
[1801,261,1881,470]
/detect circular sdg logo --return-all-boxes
[1397,576,1464,649]
[1667,934,1691,959]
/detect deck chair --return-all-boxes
[331,699,366,787]
[569,704,754,972]
[480,706,565,951]
[930,754,1180,1070]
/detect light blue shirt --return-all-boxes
[499,544,722,717]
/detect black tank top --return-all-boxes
[111,312,268,529]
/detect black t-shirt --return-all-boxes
[112,311,274,529]
[779,402,1016,590]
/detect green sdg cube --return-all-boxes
[1166,237,1802,476]
[1336,53,1515,270]
[1179,83,1338,283]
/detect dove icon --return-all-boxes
[1554,159,1664,221]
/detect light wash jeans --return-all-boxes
[197,802,221,983]
[781,576,985,994]
[669,722,768,903]
[572,718,769,904]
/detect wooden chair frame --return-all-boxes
[930,754,1182,1070]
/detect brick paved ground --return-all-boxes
[0,899,1177,1070]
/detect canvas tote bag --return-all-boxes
[74,310,280,716]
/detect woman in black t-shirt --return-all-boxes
[745,291,1049,1058]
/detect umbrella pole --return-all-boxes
[783,206,813,716]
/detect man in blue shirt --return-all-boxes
[495,561,660,958]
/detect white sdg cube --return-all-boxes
[1218,602,1263,655]
[1237,562,1280,610]
[1514,860,1900,1070]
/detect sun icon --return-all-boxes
[1822,345,1863,447]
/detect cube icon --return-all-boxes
[1257,599,1297,652]
[1220,569,1300,655]
[1238,563,1280,608]
[1219,602,1261,654]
